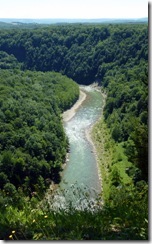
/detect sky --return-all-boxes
[0,0,148,19]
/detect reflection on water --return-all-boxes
[59,85,104,201]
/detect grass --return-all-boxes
[92,118,134,199]
[111,143,133,185]
[91,118,113,200]
[0,178,148,240]
[1,183,148,240]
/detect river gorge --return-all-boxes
[49,85,105,209]
[48,86,104,207]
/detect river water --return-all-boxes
[54,86,104,207]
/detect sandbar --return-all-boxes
[62,89,87,122]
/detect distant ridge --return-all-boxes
[0,17,148,25]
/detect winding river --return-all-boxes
[56,86,104,206]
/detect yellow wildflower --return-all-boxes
[33,219,36,223]
[12,230,15,234]
[9,235,13,239]
[44,215,48,218]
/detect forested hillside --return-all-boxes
[0,69,79,193]
[0,23,148,240]
[0,23,147,178]
[0,24,148,83]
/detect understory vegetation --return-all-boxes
[0,22,148,240]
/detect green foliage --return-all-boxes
[92,118,148,240]
[0,24,148,180]
[0,69,79,195]
[0,23,148,240]
[0,23,147,180]
[0,51,20,69]
[0,184,148,240]
[0,23,147,84]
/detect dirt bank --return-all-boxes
[62,90,87,122]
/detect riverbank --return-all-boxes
[62,89,87,122]
[62,86,107,193]
[47,86,105,199]
[85,91,106,192]
[85,124,102,190]
[60,88,87,174]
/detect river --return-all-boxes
[52,85,104,208]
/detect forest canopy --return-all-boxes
[0,23,148,83]
[0,22,148,240]
[0,21,148,198]
[0,70,79,194]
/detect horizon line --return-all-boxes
[0,17,148,19]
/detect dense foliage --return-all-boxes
[0,23,147,84]
[92,118,148,240]
[0,183,148,240]
[103,66,148,181]
[0,70,79,196]
[0,22,148,240]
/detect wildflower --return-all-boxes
[12,230,15,234]
[44,215,48,218]
[9,235,13,239]
[33,219,36,223]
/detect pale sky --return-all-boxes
[0,0,148,19]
